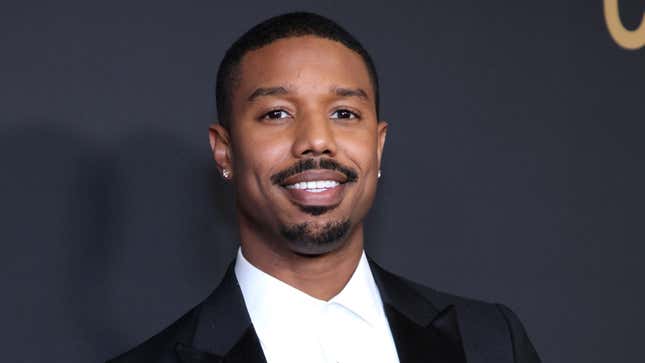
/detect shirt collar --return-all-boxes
[234,247,384,327]
[329,252,383,327]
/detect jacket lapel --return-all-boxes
[175,264,267,363]
[175,328,265,363]
[175,259,468,363]
[370,261,467,363]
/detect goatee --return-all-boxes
[280,219,351,255]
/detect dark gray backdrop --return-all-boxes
[2,0,644,362]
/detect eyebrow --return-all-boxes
[332,86,369,101]
[247,86,289,102]
[246,85,370,102]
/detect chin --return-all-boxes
[279,218,352,256]
[287,239,346,256]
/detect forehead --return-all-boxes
[234,36,374,100]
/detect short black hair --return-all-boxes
[215,12,380,128]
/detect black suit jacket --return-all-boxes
[107,260,540,363]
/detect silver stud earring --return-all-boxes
[222,169,231,179]
[377,170,381,179]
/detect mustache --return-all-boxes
[270,158,358,185]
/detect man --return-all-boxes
[108,12,540,363]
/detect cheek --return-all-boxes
[337,131,380,208]
[232,129,292,187]
[338,130,380,172]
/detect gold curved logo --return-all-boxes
[603,0,645,50]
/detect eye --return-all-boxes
[260,109,291,120]
[330,109,359,120]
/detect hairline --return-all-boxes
[220,34,380,129]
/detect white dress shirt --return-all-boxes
[234,248,400,363]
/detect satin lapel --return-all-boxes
[175,263,267,363]
[371,261,467,363]
[220,326,266,363]
[176,343,222,363]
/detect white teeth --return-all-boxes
[285,180,340,190]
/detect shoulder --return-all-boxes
[106,306,200,363]
[403,275,500,315]
[394,272,541,363]
[370,261,502,316]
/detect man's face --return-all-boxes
[212,36,387,255]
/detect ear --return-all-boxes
[376,120,388,168]
[209,123,233,179]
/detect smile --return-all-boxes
[285,180,340,192]
[278,169,349,208]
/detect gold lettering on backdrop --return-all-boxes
[603,0,645,50]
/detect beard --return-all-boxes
[279,219,351,255]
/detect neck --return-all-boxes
[238,221,364,301]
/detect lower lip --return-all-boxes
[282,184,346,207]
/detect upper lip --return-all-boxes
[280,170,348,186]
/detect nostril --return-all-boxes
[301,148,332,156]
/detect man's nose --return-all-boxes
[291,112,338,157]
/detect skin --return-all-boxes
[209,36,387,300]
